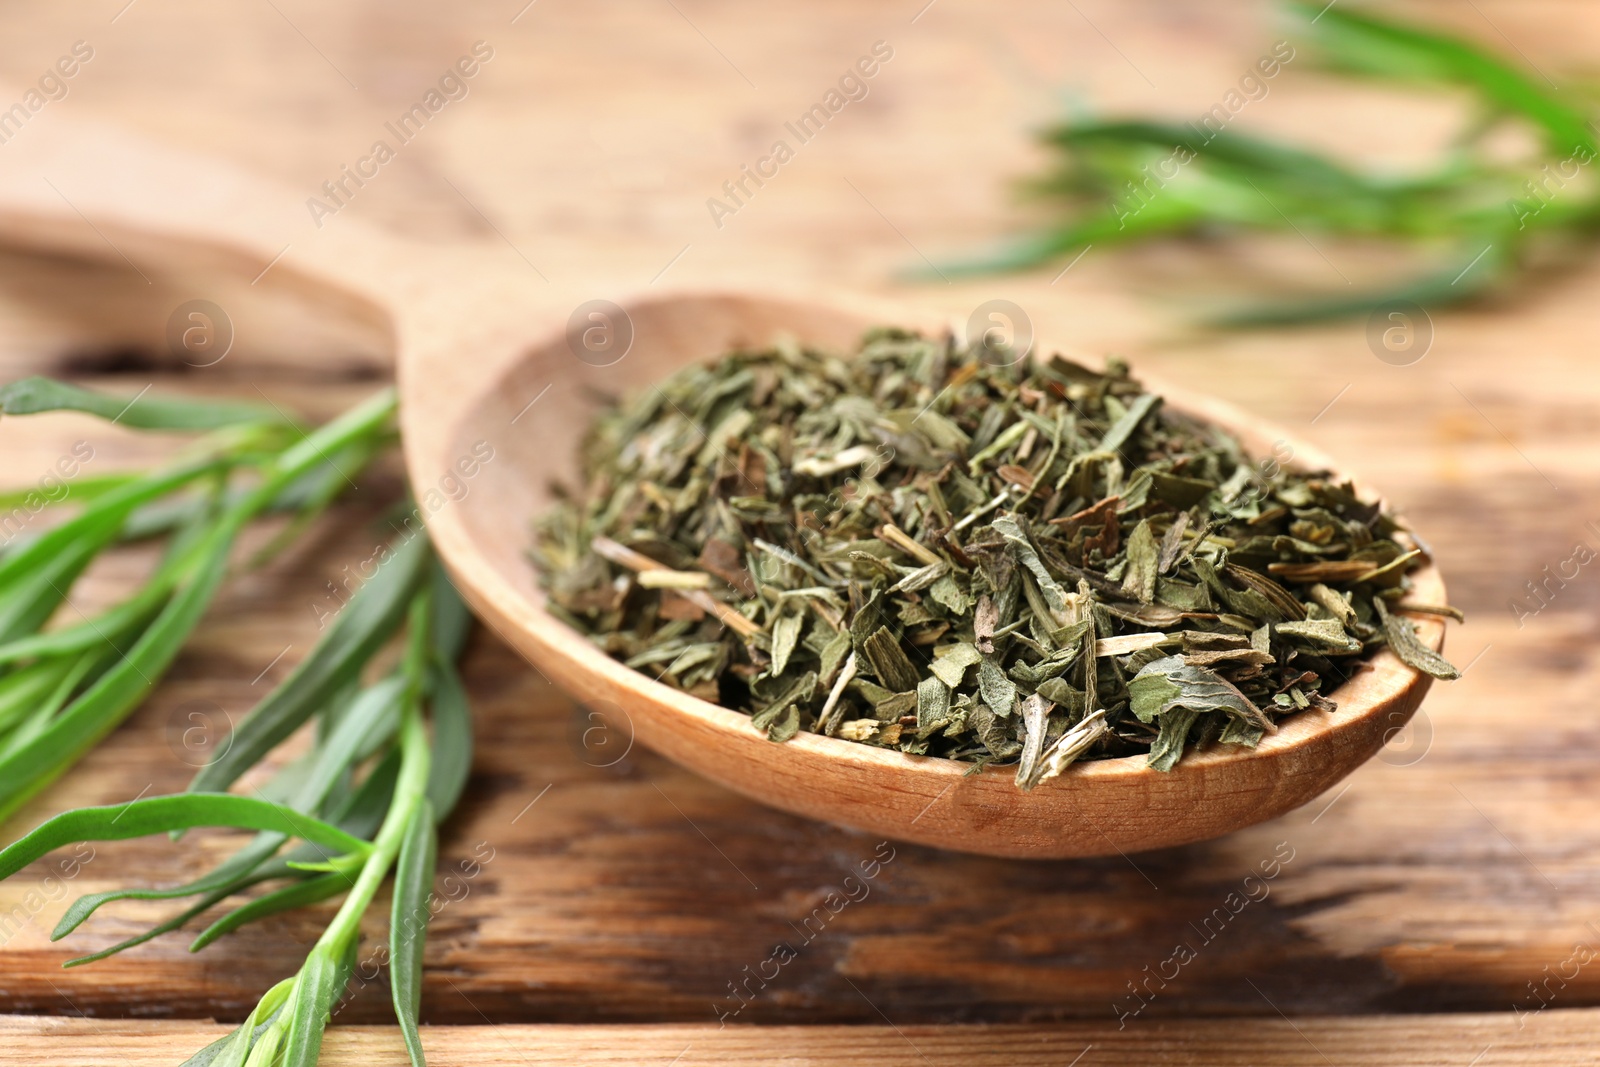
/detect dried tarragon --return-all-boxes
[533,328,1457,787]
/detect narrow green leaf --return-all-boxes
[391,798,437,1067]
[327,748,403,840]
[63,844,359,965]
[0,645,115,764]
[1050,120,1378,201]
[0,534,102,645]
[53,830,292,940]
[0,567,173,665]
[0,794,368,881]
[1303,3,1595,158]
[426,659,473,821]
[180,978,293,1067]
[260,388,396,502]
[1205,239,1510,328]
[178,1026,245,1067]
[0,521,236,822]
[119,393,394,550]
[0,458,219,594]
[0,656,80,736]
[63,882,242,967]
[247,436,391,569]
[280,940,357,1067]
[429,564,473,664]
[241,1022,286,1067]
[189,873,346,952]
[0,376,282,431]
[0,471,145,514]
[291,675,406,813]
[187,532,430,794]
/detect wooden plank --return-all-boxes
[0,0,1597,1039]
[3,1013,1599,1067]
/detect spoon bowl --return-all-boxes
[416,290,1448,859]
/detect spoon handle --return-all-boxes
[0,87,412,309]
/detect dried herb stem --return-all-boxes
[591,534,764,637]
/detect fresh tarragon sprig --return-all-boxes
[937,2,1600,325]
[0,548,470,1066]
[0,378,400,821]
[0,380,474,1066]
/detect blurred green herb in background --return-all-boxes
[941,3,1600,326]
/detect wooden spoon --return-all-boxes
[0,110,1447,859]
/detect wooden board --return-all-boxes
[3,0,1600,1060]
[4,1013,1600,1067]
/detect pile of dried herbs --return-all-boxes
[533,329,1457,787]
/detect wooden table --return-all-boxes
[1,0,1598,1062]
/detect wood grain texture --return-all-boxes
[3,1013,1600,1066]
[0,0,1594,1049]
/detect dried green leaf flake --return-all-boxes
[930,643,982,688]
[1276,617,1362,653]
[978,656,1018,718]
[992,514,1071,620]
[916,675,953,735]
[860,627,920,692]
[1120,519,1159,604]
[770,610,805,677]
[1148,707,1202,772]
[1127,654,1275,771]
[1374,597,1460,680]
